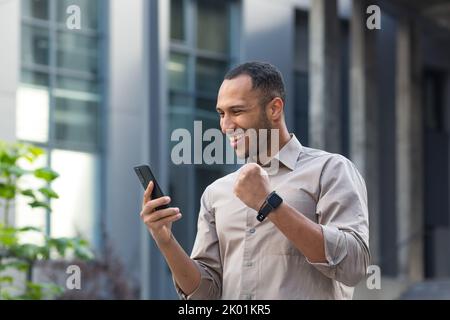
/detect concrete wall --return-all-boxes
[106,0,149,294]
[0,0,20,142]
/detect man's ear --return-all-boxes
[269,97,284,122]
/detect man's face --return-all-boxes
[216,75,272,159]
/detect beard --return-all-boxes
[234,109,274,161]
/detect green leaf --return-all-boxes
[74,245,94,260]
[47,237,72,257]
[0,226,19,246]
[71,238,94,260]
[0,183,15,199]
[20,282,64,300]
[28,200,51,211]
[38,187,59,199]
[0,276,14,285]
[1,291,13,300]
[20,189,36,199]
[10,243,43,260]
[34,168,59,182]
[0,260,29,272]
[28,146,44,158]
[17,226,42,233]
[0,225,41,247]
[6,165,26,177]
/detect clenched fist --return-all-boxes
[233,163,271,211]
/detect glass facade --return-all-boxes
[168,0,237,250]
[293,10,309,146]
[17,0,104,245]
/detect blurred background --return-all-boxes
[0,0,449,299]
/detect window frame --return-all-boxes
[168,0,240,248]
[18,0,106,246]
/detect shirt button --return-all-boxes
[245,261,253,267]
[244,294,253,300]
[249,228,256,234]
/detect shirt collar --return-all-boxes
[273,134,303,170]
[247,134,303,171]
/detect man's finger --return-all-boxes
[143,180,154,206]
[151,212,182,229]
[144,207,180,223]
[144,196,171,213]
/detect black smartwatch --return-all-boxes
[256,191,283,222]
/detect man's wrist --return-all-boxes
[256,191,283,222]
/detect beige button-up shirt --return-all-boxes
[175,134,370,299]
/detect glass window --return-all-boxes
[294,11,309,72]
[294,72,309,145]
[56,75,99,94]
[196,58,227,95]
[16,86,49,143]
[197,0,229,54]
[167,0,234,254]
[168,162,192,248]
[53,97,99,149]
[194,166,223,208]
[170,0,185,41]
[50,149,98,243]
[168,53,189,91]
[56,31,98,74]
[19,0,103,245]
[195,114,221,159]
[195,96,216,112]
[56,0,99,29]
[21,69,50,87]
[168,111,194,143]
[294,10,310,145]
[22,0,49,20]
[170,92,192,109]
[21,24,49,66]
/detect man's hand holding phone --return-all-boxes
[140,180,182,246]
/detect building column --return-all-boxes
[350,0,380,267]
[396,18,424,282]
[0,0,20,225]
[308,0,341,152]
[0,0,19,142]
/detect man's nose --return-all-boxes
[221,114,236,134]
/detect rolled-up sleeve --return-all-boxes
[307,155,371,287]
[173,186,222,299]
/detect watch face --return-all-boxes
[267,192,283,208]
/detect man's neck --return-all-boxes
[255,127,291,165]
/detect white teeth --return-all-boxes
[229,134,243,142]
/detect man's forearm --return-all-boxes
[268,202,326,263]
[155,235,201,296]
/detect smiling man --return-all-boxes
[139,62,370,299]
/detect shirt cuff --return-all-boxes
[173,261,217,300]
[306,224,348,275]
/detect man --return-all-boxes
[139,62,370,299]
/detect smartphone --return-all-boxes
[134,165,169,210]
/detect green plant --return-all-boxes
[0,141,94,300]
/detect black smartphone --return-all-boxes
[134,165,169,210]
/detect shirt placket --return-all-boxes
[240,207,259,300]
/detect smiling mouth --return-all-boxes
[228,133,245,149]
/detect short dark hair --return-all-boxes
[224,61,286,106]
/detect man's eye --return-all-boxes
[218,113,224,117]
[233,110,243,115]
